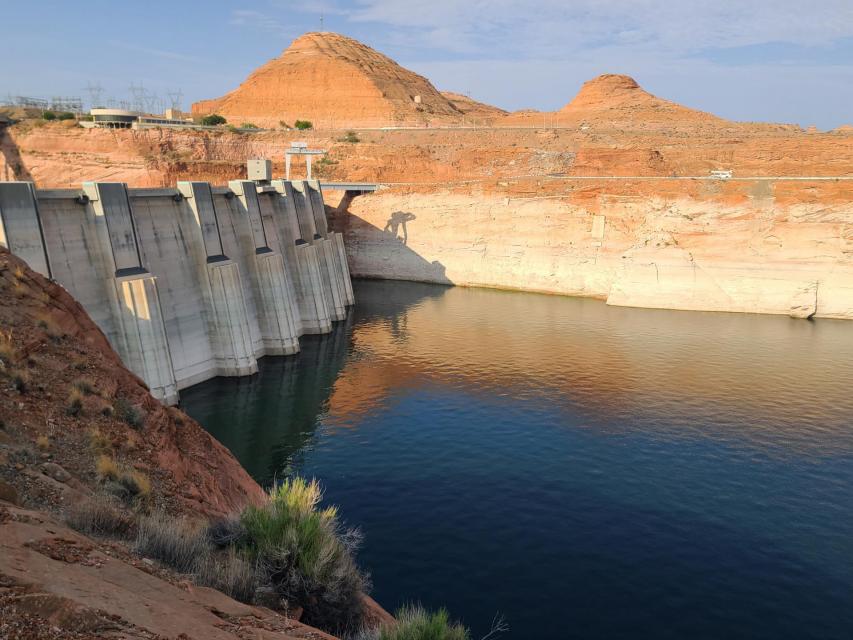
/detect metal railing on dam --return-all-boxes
[0,179,354,404]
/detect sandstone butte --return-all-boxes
[192,31,465,128]
[2,30,853,319]
[0,249,391,639]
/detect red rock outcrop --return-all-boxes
[0,248,265,517]
[502,73,728,130]
[193,32,463,128]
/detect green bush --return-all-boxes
[42,111,56,121]
[358,605,471,640]
[240,122,259,129]
[240,477,367,635]
[294,119,313,130]
[57,112,75,121]
[386,606,470,640]
[201,114,227,126]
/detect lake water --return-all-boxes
[182,280,853,640]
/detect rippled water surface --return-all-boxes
[182,280,853,640]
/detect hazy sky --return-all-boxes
[2,0,853,128]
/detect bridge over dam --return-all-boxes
[0,178,354,404]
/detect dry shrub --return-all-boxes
[35,435,50,451]
[65,494,136,539]
[194,547,259,603]
[0,330,15,366]
[135,512,210,573]
[89,428,112,454]
[72,377,97,396]
[119,470,151,499]
[66,388,84,416]
[37,314,64,342]
[11,369,30,394]
[113,397,143,429]
[96,455,120,481]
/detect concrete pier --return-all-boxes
[0,179,355,404]
[291,180,348,321]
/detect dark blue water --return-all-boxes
[182,280,853,640]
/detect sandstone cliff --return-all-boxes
[502,73,733,132]
[440,91,508,124]
[193,32,463,128]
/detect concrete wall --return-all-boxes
[0,179,354,404]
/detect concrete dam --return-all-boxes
[0,178,354,404]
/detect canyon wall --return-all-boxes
[0,179,353,403]
[335,183,853,320]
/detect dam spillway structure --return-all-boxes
[0,176,355,404]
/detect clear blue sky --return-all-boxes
[2,0,852,129]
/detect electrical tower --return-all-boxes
[166,89,184,112]
[85,82,104,109]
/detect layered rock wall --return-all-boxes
[337,185,853,319]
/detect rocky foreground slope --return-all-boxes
[0,249,390,639]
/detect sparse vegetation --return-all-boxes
[240,122,259,129]
[0,329,15,366]
[135,512,209,573]
[36,435,50,451]
[11,369,30,394]
[42,110,56,121]
[366,605,471,640]
[201,114,227,126]
[340,130,360,143]
[72,377,96,396]
[96,454,120,482]
[194,547,259,603]
[36,314,64,342]
[89,428,112,454]
[65,494,137,539]
[118,469,151,500]
[240,477,367,635]
[294,119,313,130]
[66,388,84,416]
[114,397,143,429]
[56,112,75,121]
[279,120,291,129]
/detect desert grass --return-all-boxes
[96,454,120,481]
[66,388,84,416]
[65,493,137,539]
[113,397,143,429]
[194,547,259,603]
[135,511,209,573]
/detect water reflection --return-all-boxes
[182,280,853,640]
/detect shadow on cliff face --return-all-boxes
[0,124,34,182]
[382,211,417,245]
[326,195,452,286]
